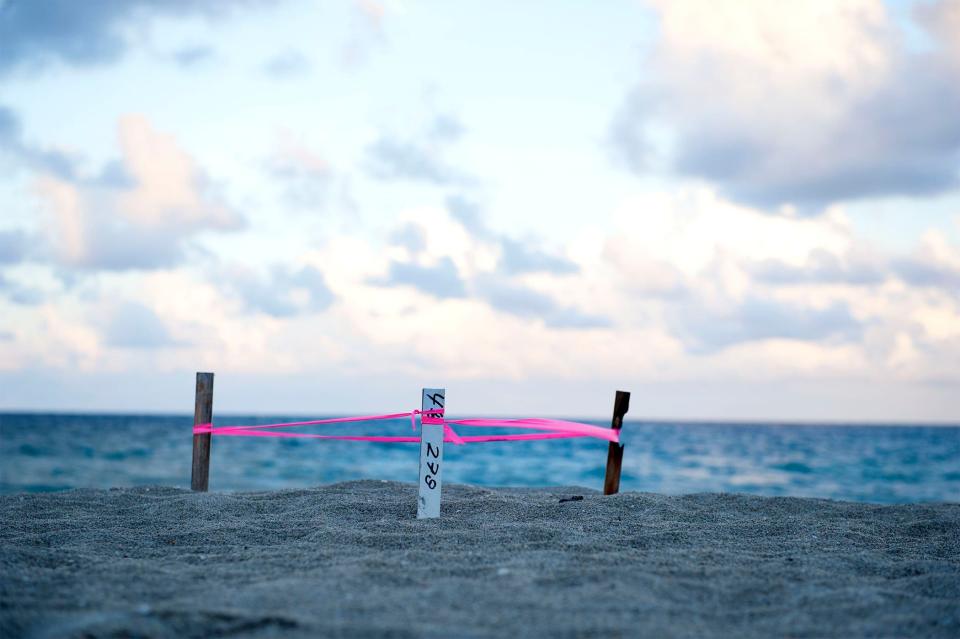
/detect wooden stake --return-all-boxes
[603,390,630,495]
[191,372,214,492]
[417,387,445,518]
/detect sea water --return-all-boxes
[0,413,957,503]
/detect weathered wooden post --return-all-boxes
[603,390,630,495]
[191,372,214,492]
[417,387,445,518]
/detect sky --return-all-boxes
[0,0,958,421]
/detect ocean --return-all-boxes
[1,413,957,503]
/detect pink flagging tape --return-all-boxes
[193,410,619,445]
[447,418,618,442]
[193,411,422,433]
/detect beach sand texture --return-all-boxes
[2,481,958,638]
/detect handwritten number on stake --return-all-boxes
[424,443,440,490]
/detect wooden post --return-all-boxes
[417,387,445,518]
[603,390,630,495]
[191,372,214,492]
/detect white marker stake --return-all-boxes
[417,387,445,519]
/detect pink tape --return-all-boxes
[447,418,619,442]
[193,411,421,433]
[193,410,619,445]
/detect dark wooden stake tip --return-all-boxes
[611,390,630,430]
[604,390,631,495]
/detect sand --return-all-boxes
[1,481,958,638]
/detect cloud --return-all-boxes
[372,207,600,326]
[262,49,309,78]
[0,272,43,305]
[602,242,687,298]
[389,223,427,254]
[365,115,470,185]
[673,297,864,353]
[370,201,594,329]
[365,138,459,184]
[892,242,960,293]
[91,159,137,189]
[0,229,39,307]
[0,0,276,76]
[102,301,180,348]
[915,0,960,67]
[266,137,335,210]
[603,188,857,282]
[475,276,609,329]
[446,195,578,275]
[224,264,334,318]
[750,249,887,286]
[428,114,465,143]
[894,259,960,291]
[341,0,386,68]
[36,115,244,271]
[172,45,214,68]
[0,104,76,179]
[612,0,960,210]
[602,187,884,352]
[1,104,137,188]
[498,237,578,276]
[445,194,491,239]
[369,257,467,299]
[0,229,29,264]
[653,210,957,296]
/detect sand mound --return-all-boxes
[2,481,958,638]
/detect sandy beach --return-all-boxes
[1,481,958,638]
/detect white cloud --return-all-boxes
[365,114,472,185]
[115,115,239,231]
[916,0,960,67]
[35,115,243,270]
[612,0,960,209]
[604,188,853,280]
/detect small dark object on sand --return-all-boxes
[559,495,584,503]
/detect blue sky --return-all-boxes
[0,0,958,420]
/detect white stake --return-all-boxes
[417,387,445,519]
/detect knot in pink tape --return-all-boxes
[411,408,464,445]
[410,408,444,431]
[418,408,444,425]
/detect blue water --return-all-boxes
[1,413,958,503]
